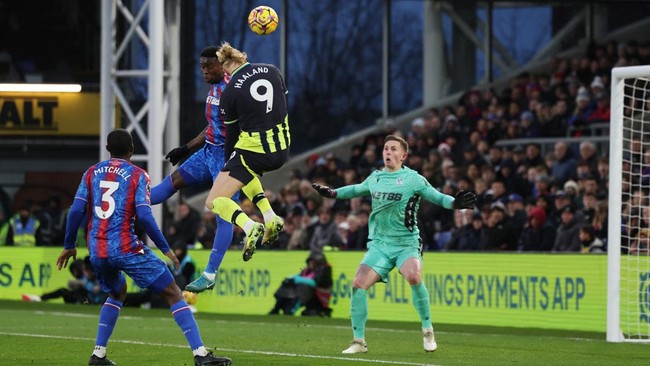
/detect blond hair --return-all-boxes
[385,134,409,154]
[216,42,248,66]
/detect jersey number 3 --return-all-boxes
[95,180,119,219]
[250,79,274,113]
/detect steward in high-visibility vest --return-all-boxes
[0,212,40,246]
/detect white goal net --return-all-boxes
[608,65,650,342]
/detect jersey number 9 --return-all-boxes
[250,79,274,113]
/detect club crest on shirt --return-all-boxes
[396,177,404,186]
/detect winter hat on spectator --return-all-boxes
[529,207,547,225]
[445,114,458,123]
[507,193,523,203]
[554,190,569,199]
[520,111,535,121]
[438,143,452,155]
[564,180,579,193]
[490,201,507,213]
[590,76,605,90]
[562,205,576,214]
[576,87,590,103]
[411,117,425,129]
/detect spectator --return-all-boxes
[483,202,517,251]
[308,207,344,254]
[552,205,582,252]
[445,211,484,251]
[0,202,40,246]
[578,141,599,177]
[269,253,333,317]
[167,203,201,247]
[579,225,605,253]
[519,206,556,252]
[551,141,577,185]
[167,243,197,290]
[38,195,66,246]
[506,194,527,238]
[22,258,90,304]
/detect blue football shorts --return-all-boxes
[179,142,239,199]
[91,246,172,296]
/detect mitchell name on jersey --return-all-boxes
[92,165,132,181]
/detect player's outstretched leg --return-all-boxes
[211,196,264,261]
[242,178,283,246]
[186,217,234,293]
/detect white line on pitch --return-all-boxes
[1,308,601,342]
[0,332,440,366]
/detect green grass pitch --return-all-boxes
[0,300,648,365]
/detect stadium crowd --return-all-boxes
[2,40,649,254]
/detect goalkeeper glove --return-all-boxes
[452,190,477,209]
[312,183,337,198]
[165,145,190,166]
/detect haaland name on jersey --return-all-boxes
[93,165,132,181]
[232,66,270,89]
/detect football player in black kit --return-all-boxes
[205,42,290,262]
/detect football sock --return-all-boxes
[92,346,107,358]
[94,298,123,349]
[150,175,176,205]
[212,197,255,234]
[204,216,234,275]
[242,177,276,222]
[411,283,433,329]
[171,300,204,351]
[350,287,368,340]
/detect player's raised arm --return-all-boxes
[312,176,371,200]
[417,176,476,210]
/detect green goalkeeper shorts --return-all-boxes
[360,238,422,283]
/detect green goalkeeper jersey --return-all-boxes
[335,166,455,245]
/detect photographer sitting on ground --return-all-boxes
[269,253,333,317]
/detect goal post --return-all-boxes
[607,65,650,343]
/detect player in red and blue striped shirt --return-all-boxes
[56,129,231,366]
[149,46,240,294]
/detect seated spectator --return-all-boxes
[22,258,87,303]
[167,243,197,290]
[552,205,582,252]
[308,207,344,253]
[167,203,201,247]
[445,211,484,251]
[23,256,106,305]
[579,225,605,253]
[630,229,650,255]
[482,202,517,251]
[519,206,556,252]
[269,253,333,317]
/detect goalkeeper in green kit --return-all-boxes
[312,135,476,354]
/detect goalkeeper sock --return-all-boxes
[150,175,176,205]
[350,287,368,340]
[242,177,276,222]
[204,216,234,275]
[411,283,433,330]
[94,298,122,349]
[171,300,204,351]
